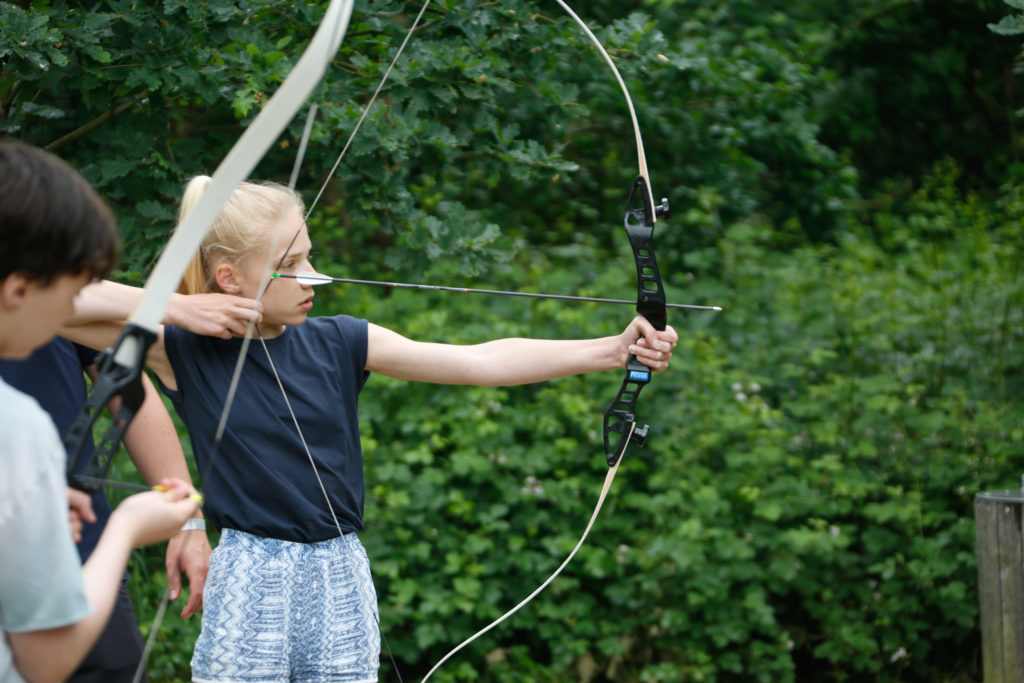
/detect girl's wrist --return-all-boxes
[180,517,206,532]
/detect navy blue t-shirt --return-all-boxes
[159,316,369,542]
[0,337,112,561]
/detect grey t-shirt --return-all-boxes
[0,377,91,682]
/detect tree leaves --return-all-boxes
[9,1,1024,680]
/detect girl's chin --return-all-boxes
[251,312,307,338]
[279,311,310,327]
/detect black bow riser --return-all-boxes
[65,324,157,493]
[602,175,669,467]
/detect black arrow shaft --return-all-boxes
[272,273,722,311]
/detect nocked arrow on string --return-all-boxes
[271,272,723,312]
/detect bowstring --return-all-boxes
[102,1,359,679]
[223,5,437,680]
[421,2,659,677]
[128,104,321,683]
[304,0,435,221]
[421,424,634,681]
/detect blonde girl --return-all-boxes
[66,176,678,682]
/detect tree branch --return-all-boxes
[44,94,146,152]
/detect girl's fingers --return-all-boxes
[627,325,677,371]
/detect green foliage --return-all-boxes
[813,0,1018,190]
[354,163,1021,682]
[990,0,1024,38]
[100,164,1023,681]
[7,0,1024,681]
[674,164,1023,681]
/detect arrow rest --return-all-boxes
[65,323,156,493]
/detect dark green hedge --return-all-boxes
[5,0,1021,680]
[115,163,1024,681]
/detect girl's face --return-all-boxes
[234,207,318,337]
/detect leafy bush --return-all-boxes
[344,163,1022,681]
[14,1,1022,681]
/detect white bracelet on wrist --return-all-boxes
[180,518,206,532]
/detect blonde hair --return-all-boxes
[177,176,306,295]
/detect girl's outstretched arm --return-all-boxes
[366,315,677,386]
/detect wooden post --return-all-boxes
[976,481,1024,683]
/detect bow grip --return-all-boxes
[65,323,157,493]
[602,176,669,467]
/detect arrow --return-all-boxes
[271,272,722,311]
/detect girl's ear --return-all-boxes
[214,263,242,294]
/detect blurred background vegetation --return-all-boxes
[3,0,1023,680]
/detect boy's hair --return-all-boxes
[0,141,119,284]
[178,176,305,295]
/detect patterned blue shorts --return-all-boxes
[191,529,380,683]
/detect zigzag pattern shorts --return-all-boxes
[192,529,380,683]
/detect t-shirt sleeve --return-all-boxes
[154,325,182,401]
[0,393,91,632]
[73,342,98,371]
[155,325,196,410]
[333,315,369,389]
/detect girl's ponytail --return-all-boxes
[179,175,215,295]
[175,177,304,295]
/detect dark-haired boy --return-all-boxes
[0,140,201,683]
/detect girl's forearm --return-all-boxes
[372,331,624,386]
[66,280,142,325]
[59,320,125,352]
[462,335,623,385]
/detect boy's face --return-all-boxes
[0,272,91,359]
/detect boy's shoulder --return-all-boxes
[0,375,52,428]
[0,376,63,469]
[0,377,65,521]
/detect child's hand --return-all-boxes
[67,487,96,543]
[168,292,262,339]
[620,315,678,372]
[111,478,202,549]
